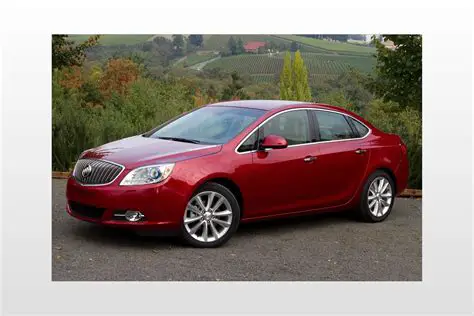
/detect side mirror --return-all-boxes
[260,134,288,150]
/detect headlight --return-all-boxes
[120,163,175,186]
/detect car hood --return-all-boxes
[81,135,222,169]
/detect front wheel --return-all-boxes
[180,182,240,248]
[358,170,395,222]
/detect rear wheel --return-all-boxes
[180,182,240,248]
[358,170,395,222]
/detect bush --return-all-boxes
[365,99,422,189]
[52,72,195,171]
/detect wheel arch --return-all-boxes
[368,166,397,194]
[350,164,398,206]
[193,176,244,217]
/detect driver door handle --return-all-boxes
[303,156,317,163]
[355,148,367,154]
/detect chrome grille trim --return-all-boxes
[73,159,125,186]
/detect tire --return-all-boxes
[180,182,241,248]
[358,170,396,222]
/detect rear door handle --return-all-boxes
[303,156,317,163]
[355,149,367,154]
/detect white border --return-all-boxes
[1,0,473,315]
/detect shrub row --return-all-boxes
[52,72,195,171]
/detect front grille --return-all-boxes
[69,201,106,219]
[73,159,124,185]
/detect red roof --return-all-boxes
[244,41,266,51]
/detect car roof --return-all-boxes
[207,100,350,113]
[206,100,373,128]
[208,100,310,111]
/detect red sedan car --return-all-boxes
[66,100,409,247]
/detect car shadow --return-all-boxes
[71,224,179,249]
[237,209,355,236]
[70,209,357,249]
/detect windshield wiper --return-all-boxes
[157,136,201,144]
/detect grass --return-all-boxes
[182,52,218,67]
[274,35,375,55]
[68,34,154,46]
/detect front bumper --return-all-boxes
[65,176,188,231]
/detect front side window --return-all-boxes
[149,106,265,145]
[260,110,310,146]
[237,131,258,153]
[314,111,355,141]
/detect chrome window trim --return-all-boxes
[346,116,370,138]
[73,158,126,187]
[234,107,372,155]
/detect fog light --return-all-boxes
[124,210,144,222]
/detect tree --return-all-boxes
[52,35,100,70]
[368,35,422,112]
[236,38,245,54]
[172,34,185,57]
[193,88,218,107]
[228,36,237,55]
[59,65,84,89]
[188,34,204,47]
[290,41,299,52]
[327,69,373,114]
[291,51,312,101]
[279,51,311,101]
[152,36,174,65]
[279,51,293,99]
[207,84,218,99]
[278,42,288,51]
[318,90,353,111]
[265,41,276,51]
[221,72,250,101]
[99,58,140,98]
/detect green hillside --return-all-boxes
[203,52,375,85]
[182,52,218,67]
[203,35,328,53]
[274,35,376,55]
[68,34,153,46]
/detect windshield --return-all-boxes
[149,106,265,145]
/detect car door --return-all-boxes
[308,109,371,208]
[246,109,320,217]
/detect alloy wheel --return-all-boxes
[184,191,233,243]
[367,176,393,217]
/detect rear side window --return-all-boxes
[349,117,370,137]
[314,111,355,141]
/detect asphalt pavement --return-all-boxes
[52,179,422,281]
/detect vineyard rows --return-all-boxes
[249,74,339,85]
[203,53,375,79]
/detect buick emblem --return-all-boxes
[82,165,92,178]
